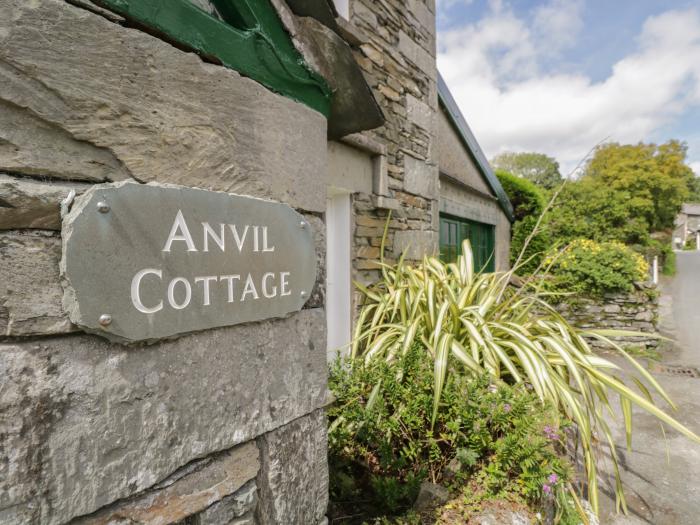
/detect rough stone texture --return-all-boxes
[0,309,326,524]
[0,174,88,230]
[194,480,257,525]
[0,230,75,336]
[292,16,384,139]
[413,482,449,511]
[306,213,326,309]
[0,99,133,183]
[393,229,437,260]
[72,443,259,524]
[404,154,436,199]
[256,409,329,525]
[349,0,440,286]
[0,0,327,212]
[555,288,659,350]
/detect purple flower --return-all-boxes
[543,425,560,440]
[548,473,559,484]
[503,403,512,413]
[542,483,552,494]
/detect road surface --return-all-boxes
[598,250,700,524]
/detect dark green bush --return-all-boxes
[496,170,550,273]
[328,346,571,517]
[546,239,648,296]
[496,170,546,220]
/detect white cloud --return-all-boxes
[436,0,473,10]
[438,5,700,175]
[532,0,584,54]
[690,161,700,176]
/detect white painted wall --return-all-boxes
[326,191,352,361]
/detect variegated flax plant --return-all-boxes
[350,231,700,517]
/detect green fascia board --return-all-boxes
[94,0,331,117]
[437,72,515,222]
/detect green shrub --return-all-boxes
[638,236,676,276]
[546,239,649,296]
[496,170,546,220]
[495,170,550,273]
[511,215,552,274]
[328,346,571,516]
[661,246,676,276]
[350,240,699,516]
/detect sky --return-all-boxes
[436,0,700,176]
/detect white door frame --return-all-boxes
[326,189,353,361]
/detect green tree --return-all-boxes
[491,152,563,189]
[544,178,650,246]
[544,140,696,247]
[585,140,695,231]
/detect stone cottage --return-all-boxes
[0,0,512,523]
[674,203,700,248]
[324,2,514,356]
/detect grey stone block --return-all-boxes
[0,231,75,336]
[255,409,329,525]
[406,94,435,135]
[292,16,384,138]
[73,443,259,524]
[393,229,438,260]
[196,480,257,524]
[0,99,133,183]
[403,154,437,199]
[0,309,327,524]
[0,174,87,230]
[306,214,326,309]
[413,481,449,511]
[0,0,327,212]
[398,30,436,78]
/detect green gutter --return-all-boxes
[437,72,515,222]
[94,0,331,117]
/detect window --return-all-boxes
[439,214,495,272]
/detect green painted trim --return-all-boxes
[94,0,331,116]
[439,213,495,272]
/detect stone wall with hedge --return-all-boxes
[555,285,659,351]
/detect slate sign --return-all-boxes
[61,182,316,342]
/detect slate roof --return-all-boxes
[437,72,515,222]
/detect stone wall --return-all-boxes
[349,0,440,283]
[555,287,659,350]
[0,1,328,523]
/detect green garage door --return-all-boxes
[439,214,495,272]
